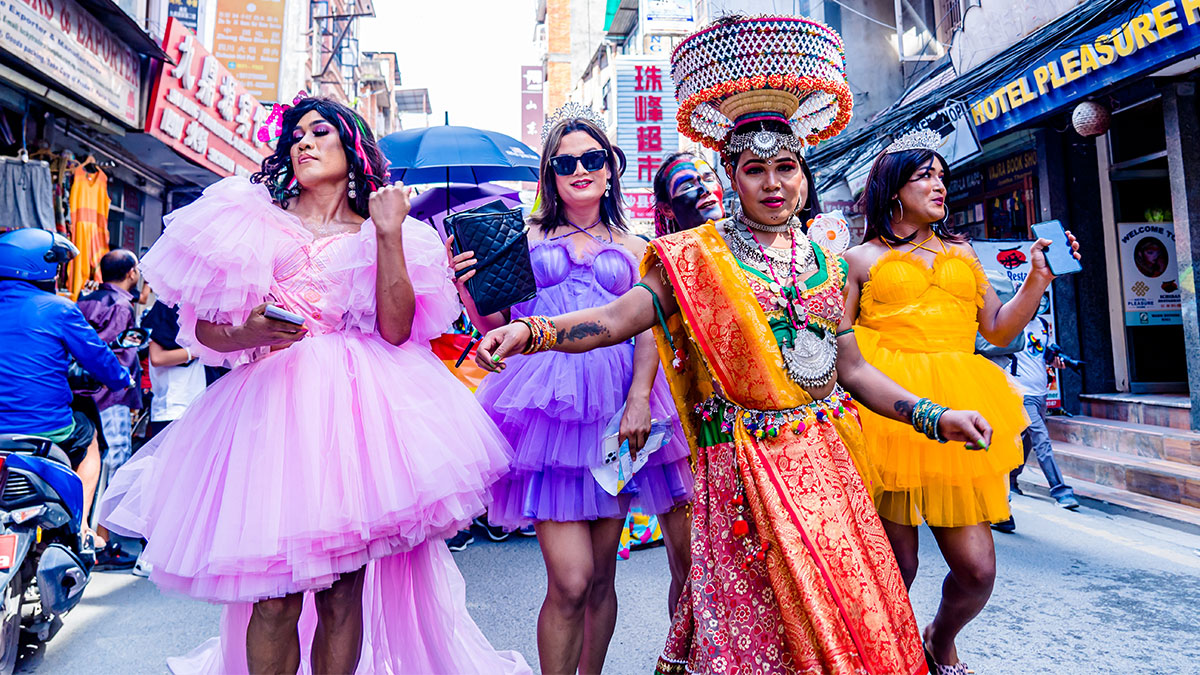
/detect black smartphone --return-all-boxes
[1030,220,1082,277]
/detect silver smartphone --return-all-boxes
[264,304,306,326]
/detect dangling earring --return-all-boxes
[892,198,904,222]
[347,168,357,200]
[604,181,611,197]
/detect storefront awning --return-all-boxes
[810,0,1200,191]
[74,0,171,61]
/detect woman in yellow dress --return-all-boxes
[843,129,1080,674]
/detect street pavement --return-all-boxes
[15,491,1200,674]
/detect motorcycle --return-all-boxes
[0,327,146,673]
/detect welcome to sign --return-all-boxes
[969,0,1200,140]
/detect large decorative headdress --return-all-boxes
[671,15,852,157]
[541,102,607,146]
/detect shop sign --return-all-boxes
[973,239,1062,408]
[146,17,271,178]
[520,65,544,154]
[642,0,694,34]
[1118,222,1182,326]
[969,0,1200,140]
[167,0,199,32]
[910,101,981,167]
[614,57,680,191]
[627,188,655,220]
[0,0,140,125]
[213,0,286,102]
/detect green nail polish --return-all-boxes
[491,353,502,363]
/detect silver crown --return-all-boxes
[541,102,607,146]
[883,128,943,154]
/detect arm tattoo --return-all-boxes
[893,400,913,421]
[558,321,610,343]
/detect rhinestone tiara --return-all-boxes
[883,128,943,154]
[541,102,607,147]
[671,15,853,152]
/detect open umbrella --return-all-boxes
[378,125,540,186]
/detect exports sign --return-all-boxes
[213,0,285,102]
[146,17,271,177]
[969,0,1200,140]
[0,0,140,125]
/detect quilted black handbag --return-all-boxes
[445,199,537,316]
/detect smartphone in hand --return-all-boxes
[1031,220,1082,277]
[264,304,306,326]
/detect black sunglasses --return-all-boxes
[549,149,608,177]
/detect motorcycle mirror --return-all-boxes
[114,328,148,350]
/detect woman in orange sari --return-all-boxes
[474,16,994,674]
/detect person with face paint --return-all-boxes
[97,96,530,674]
[652,152,726,236]
[470,16,1000,674]
[843,131,1081,675]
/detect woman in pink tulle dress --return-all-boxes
[99,96,530,674]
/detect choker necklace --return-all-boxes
[736,209,801,234]
[722,217,815,278]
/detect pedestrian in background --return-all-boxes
[141,299,206,440]
[76,248,142,570]
[990,311,1080,534]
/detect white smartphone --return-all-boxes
[264,304,306,326]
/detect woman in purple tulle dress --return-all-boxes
[99,97,529,674]
[450,108,693,673]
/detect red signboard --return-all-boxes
[145,17,272,178]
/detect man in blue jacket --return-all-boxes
[0,228,132,540]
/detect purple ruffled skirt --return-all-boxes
[478,340,693,528]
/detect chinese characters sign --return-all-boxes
[213,0,285,101]
[521,65,544,153]
[146,18,271,177]
[0,0,140,125]
[614,58,679,191]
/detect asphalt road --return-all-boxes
[16,492,1200,674]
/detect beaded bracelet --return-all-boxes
[515,315,559,354]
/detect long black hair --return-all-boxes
[857,148,965,245]
[532,118,628,233]
[251,97,389,219]
[721,118,821,225]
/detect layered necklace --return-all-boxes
[721,211,838,389]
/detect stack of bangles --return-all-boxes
[911,397,949,443]
[515,315,559,354]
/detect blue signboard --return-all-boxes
[969,0,1200,140]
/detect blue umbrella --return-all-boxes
[378,125,541,185]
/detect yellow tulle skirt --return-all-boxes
[854,327,1029,527]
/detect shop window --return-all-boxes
[1109,99,1166,165]
[946,149,1039,240]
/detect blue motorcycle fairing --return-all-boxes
[3,454,82,533]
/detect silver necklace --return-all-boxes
[721,218,814,277]
[736,209,800,234]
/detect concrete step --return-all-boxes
[1017,462,1200,534]
[1045,414,1200,467]
[1079,393,1192,431]
[1046,441,1200,507]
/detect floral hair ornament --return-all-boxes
[883,128,943,154]
[541,101,607,147]
[256,90,311,144]
[671,15,853,152]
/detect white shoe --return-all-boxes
[132,556,153,578]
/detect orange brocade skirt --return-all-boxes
[854,327,1029,528]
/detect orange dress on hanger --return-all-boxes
[68,166,110,299]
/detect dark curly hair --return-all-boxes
[251,97,389,218]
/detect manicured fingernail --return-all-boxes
[491,353,502,363]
